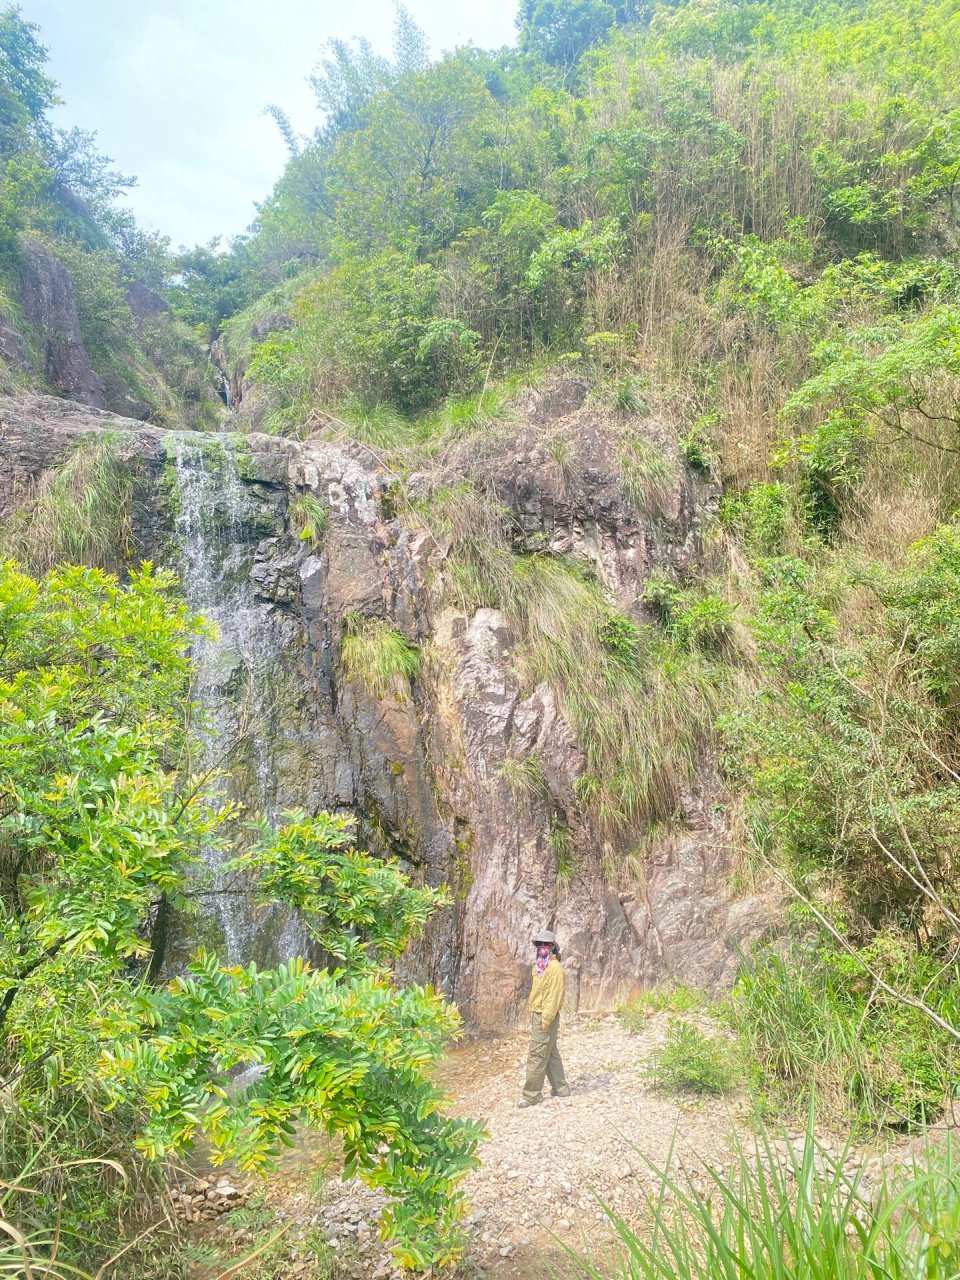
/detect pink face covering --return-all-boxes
[535,944,553,977]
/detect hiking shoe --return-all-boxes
[517,1097,541,1108]
[552,1087,572,1099]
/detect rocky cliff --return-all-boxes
[0,390,770,1030]
[0,239,221,428]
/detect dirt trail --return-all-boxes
[437,1011,743,1277]
[214,1011,748,1279]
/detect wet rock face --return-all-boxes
[17,242,108,408]
[0,391,772,1031]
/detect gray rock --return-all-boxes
[0,386,776,1025]
[17,242,108,408]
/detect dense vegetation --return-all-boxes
[0,563,480,1273]
[199,0,960,1138]
[3,0,960,1273]
[0,7,218,424]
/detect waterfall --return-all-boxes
[169,434,300,964]
[208,341,233,409]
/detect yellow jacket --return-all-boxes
[528,956,564,1026]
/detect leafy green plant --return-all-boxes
[719,482,791,556]
[719,537,960,935]
[0,564,480,1272]
[880,521,960,703]
[644,574,735,654]
[236,810,440,969]
[647,1019,738,1095]
[679,418,715,477]
[249,251,483,421]
[53,239,136,367]
[341,612,421,700]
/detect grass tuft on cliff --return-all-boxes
[288,492,328,546]
[0,433,135,573]
[341,613,421,701]
[408,482,737,835]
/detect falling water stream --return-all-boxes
[170,434,300,964]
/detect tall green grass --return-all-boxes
[0,434,134,572]
[733,942,958,1131]
[0,1111,151,1279]
[572,1114,960,1280]
[514,555,727,832]
[408,483,730,834]
[617,435,677,518]
[340,612,421,700]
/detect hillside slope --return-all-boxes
[190,0,960,1130]
[0,9,220,425]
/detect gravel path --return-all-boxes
[440,1010,744,1277]
[198,1010,749,1279]
[187,1011,928,1279]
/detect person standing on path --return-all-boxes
[518,928,571,1107]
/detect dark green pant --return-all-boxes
[523,1013,569,1102]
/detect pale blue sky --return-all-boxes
[20,0,519,248]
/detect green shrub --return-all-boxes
[680,418,715,477]
[53,239,135,367]
[0,157,48,263]
[719,538,960,925]
[618,986,706,1032]
[0,566,480,1272]
[719,482,790,556]
[881,522,960,704]
[644,574,735,654]
[248,252,483,422]
[648,1018,739,1094]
